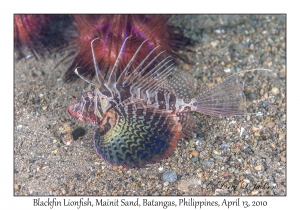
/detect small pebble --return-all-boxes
[75,174,81,180]
[191,151,199,157]
[63,124,71,133]
[240,127,245,137]
[191,157,199,163]
[256,112,263,116]
[251,190,259,195]
[270,143,276,149]
[213,150,221,155]
[224,171,229,177]
[210,40,219,48]
[214,77,222,83]
[224,68,231,73]
[26,55,33,59]
[162,172,177,182]
[263,101,270,107]
[14,184,19,190]
[254,165,262,171]
[278,133,285,141]
[249,44,254,50]
[271,87,279,95]
[183,64,191,70]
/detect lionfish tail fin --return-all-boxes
[194,73,246,116]
[194,69,273,117]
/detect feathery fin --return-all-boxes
[194,69,273,116]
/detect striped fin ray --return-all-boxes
[94,98,182,169]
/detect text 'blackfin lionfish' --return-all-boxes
[68,36,271,169]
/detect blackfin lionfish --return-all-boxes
[68,36,271,169]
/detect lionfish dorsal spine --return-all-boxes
[129,57,174,94]
[118,39,152,81]
[74,68,98,86]
[141,64,174,93]
[107,36,133,89]
[90,38,106,86]
[147,65,175,92]
[124,47,163,86]
[131,55,171,87]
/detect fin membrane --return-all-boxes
[177,111,196,137]
[196,73,246,116]
[165,70,197,99]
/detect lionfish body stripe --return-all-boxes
[68,37,250,169]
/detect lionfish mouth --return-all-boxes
[67,94,99,124]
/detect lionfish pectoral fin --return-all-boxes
[194,73,247,116]
[94,99,182,169]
